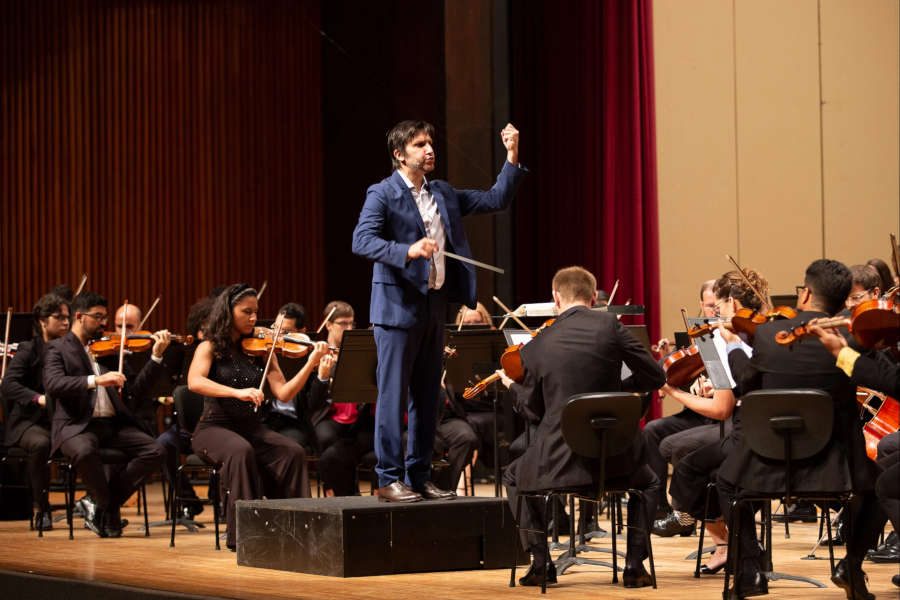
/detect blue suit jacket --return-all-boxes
[352,160,526,328]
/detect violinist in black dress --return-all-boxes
[188,284,328,550]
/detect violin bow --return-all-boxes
[890,233,899,281]
[457,306,467,331]
[255,310,286,413]
[1,307,12,380]
[138,296,160,330]
[117,300,129,393]
[74,273,88,297]
[257,280,268,302]
[493,296,533,335]
[316,306,337,335]
[725,254,771,310]
[607,279,620,306]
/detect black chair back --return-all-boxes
[740,389,833,461]
[172,385,205,434]
[561,392,643,459]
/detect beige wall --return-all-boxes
[654,0,899,415]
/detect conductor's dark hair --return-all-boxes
[387,120,435,170]
[32,294,69,337]
[804,259,852,316]
[72,291,107,315]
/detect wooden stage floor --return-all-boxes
[1,481,897,599]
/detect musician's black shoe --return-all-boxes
[772,501,817,523]
[182,501,205,520]
[866,534,900,563]
[376,481,423,503]
[652,512,695,537]
[892,573,899,587]
[830,516,846,546]
[75,494,96,521]
[35,511,53,531]
[518,561,557,586]
[831,559,874,600]
[734,568,768,598]
[84,507,108,538]
[623,565,653,588]
[418,481,456,500]
[104,506,124,538]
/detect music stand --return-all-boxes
[0,312,33,344]
[445,328,509,496]
[330,330,378,404]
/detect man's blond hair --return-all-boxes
[552,266,597,304]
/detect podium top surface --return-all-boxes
[236,496,506,514]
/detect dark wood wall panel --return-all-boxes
[1,0,324,333]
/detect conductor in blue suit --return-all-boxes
[352,120,526,502]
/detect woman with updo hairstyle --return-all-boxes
[712,268,768,318]
[188,283,328,550]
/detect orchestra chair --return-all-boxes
[509,392,656,594]
[168,385,222,550]
[722,389,852,599]
[38,396,150,539]
[1,392,36,528]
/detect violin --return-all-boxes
[688,307,796,340]
[462,318,554,399]
[661,345,706,388]
[89,331,194,357]
[774,297,899,349]
[0,342,17,359]
[857,387,899,461]
[241,327,337,359]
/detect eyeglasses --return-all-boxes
[332,320,355,329]
[49,313,70,321]
[82,312,109,322]
[847,289,874,302]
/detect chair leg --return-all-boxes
[170,465,181,547]
[723,499,739,600]
[540,493,553,594]
[142,484,150,536]
[843,498,855,599]
[67,466,75,540]
[510,492,524,587]
[825,505,836,572]
[695,484,712,577]
[610,493,618,584]
[212,470,221,551]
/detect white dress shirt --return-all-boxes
[398,170,446,289]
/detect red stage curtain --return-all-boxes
[511,0,662,419]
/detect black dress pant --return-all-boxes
[192,422,308,548]
[644,409,711,510]
[315,418,374,496]
[59,417,165,511]
[17,424,51,511]
[669,439,726,519]
[435,417,478,490]
[876,431,900,532]
[504,458,660,568]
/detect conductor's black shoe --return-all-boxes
[376,481,423,503]
[734,569,768,599]
[518,562,557,586]
[831,559,875,600]
[623,565,653,588]
[772,501,817,523]
[418,481,456,500]
[652,512,695,537]
[84,508,108,538]
[866,536,900,563]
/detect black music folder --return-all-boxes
[330,329,378,404]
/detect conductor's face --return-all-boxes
[396,131,435,174]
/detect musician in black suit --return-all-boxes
[43,291,165,538]
[719,259,882,599]
[1,293,71,529]
[499,266,666,588]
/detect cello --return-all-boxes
[857,387,900,461]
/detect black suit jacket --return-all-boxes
[1,337,50,446]
[510,306,666,492]
[850,352,900,399]
[721,311,877,494]
[43,332,160,454]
